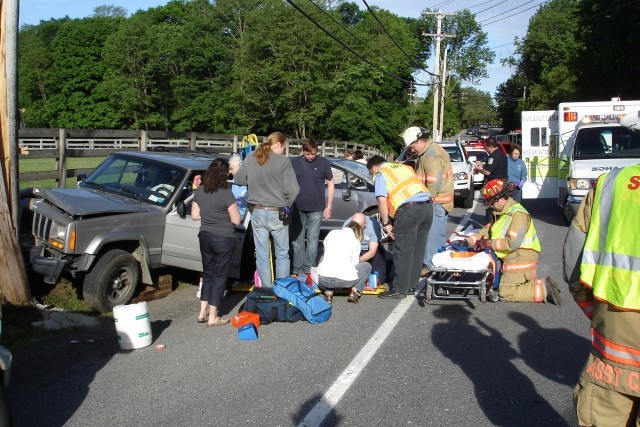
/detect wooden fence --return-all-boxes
[18,128,390,188]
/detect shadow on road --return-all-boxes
[431,305,569,426]
[509,312,589,386]
[520,198,567,227]
[292,392,343,426]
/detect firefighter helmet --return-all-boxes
[399,126,429,147]
[481,179,515,205]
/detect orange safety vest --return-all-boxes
[378,163,428,217]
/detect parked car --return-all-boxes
[24,151,383,312]
[438,141,474,208]
[466,148,489,188]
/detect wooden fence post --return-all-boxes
[140,130,148,151]
[57,128,67,188]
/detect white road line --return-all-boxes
[298,296,414,427]
[449,191,479,240]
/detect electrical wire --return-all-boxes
[479,0,537,23]
[465,0,500,10]
[361,0,437,77]
[283,0,434,86]
[430,0,456,9]
[482,1,549,25]
[474,0,509,15]
[306,0,432,86]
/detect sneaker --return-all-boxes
[544,277,562,306]
[378,290,407,299]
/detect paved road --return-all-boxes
[9,195,589,427]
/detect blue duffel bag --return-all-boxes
[273,277,332,324]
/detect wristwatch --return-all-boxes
[383,221,391,227]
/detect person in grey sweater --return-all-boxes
[234,132,300,289]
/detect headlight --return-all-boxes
[49,222,67,249]
[453,172,469,181]
[569,178,592,190]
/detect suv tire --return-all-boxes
[83,249,140,313]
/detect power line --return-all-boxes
[479,0,537,23]
[490,41,515,49]
[475,0,509,15]
[482,1,549,25]
[431,0,456,9]
[466,0,500,10]
[283,0,433,86]
[361,0,437,77]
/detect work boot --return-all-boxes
[420,265,431,277]
[544,277,562,306]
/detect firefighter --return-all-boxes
[453,178,561,304]
[563,163,640,426]
[399,126,454,275]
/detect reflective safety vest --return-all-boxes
[580,165,640,310]
[490,203,541,258]
[378,163,428,217]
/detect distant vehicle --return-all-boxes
[479,123,490,129]
[438,141,474,208]
[466,126,479,136]
[466,148,488,188]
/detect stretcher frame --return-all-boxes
[418,266,499,303]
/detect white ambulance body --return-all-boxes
[551,99,640,221]
[520,110,558,199]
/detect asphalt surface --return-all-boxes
[9,195,589,427]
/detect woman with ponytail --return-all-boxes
[233,132,300,289]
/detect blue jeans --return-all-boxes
[291,209,322,276]
[250,209,290,288]
[198,232,235,307]
[423,203,447,268]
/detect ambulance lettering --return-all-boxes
[591,166,618,172]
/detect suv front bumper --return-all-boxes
[30,246,68,284]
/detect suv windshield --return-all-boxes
[81,154,186,206]
[574,126,640,159]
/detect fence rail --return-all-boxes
[18,128,389,187]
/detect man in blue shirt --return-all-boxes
[290,139,334,276]
[342,212,387,285]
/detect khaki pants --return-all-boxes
[498,249,540,302]
[574,377,640,427]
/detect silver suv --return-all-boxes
[438,141,475,208]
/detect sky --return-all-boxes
[18,0,538,97]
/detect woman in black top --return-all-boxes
[192,159,241,327]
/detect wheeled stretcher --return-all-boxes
[417,248,499,303]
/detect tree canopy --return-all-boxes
[18,0,494,151]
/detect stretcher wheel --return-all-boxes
[488,289,500,303]
[425,284,433,301]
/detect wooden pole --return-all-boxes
[0,0,31,304]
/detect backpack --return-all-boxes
[273,277,332,324]
[241,291,303,325]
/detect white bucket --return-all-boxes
[113,302,153,350]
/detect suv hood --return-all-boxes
[36,188,147,216]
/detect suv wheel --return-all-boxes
[83,249,140,313]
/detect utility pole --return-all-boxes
[438,48,448,141]
[423,10,455,142]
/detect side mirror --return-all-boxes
[176,201,187,219]
[77,173,87,183]
[342,187,352,202]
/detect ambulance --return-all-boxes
[520,98,640,222]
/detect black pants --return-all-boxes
[361,247,387,284]
[391,202,433,294]
[198,231,236,307]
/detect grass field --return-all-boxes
[19,157,105,189]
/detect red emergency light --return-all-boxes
[564,112,578,122]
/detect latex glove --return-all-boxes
[477,239,492,250]
[518,179,525,188]
[450,240,469,248]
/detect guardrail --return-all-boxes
[19,128,390,187]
